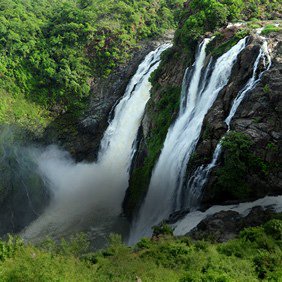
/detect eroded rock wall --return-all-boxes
[192,33,282,206]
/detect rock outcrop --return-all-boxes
[126,26,281,220]
[123,39,192,219]
[188,207,282,242]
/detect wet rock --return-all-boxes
[186,33,282,206]
[188,207,281,242]
[165,209,190,224]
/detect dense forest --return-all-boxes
[0,0,183,130]
[0,0,279,130]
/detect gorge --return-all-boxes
[17,29,282,248]
[0,0,281,280]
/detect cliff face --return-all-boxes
[188,207,282,242]
[0,127,49,236]
[191,32,282,206]
[125,26,282,219]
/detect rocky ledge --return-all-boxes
[188,207,282,242]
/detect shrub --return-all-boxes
[153,223,174,237]
[136,238,152,250]
[124,86,181,216]
[214,131,269,200]
[0,235,24,261]
[0,0,183,121]
[253,251,282,279]
[263,219,282,240]
[208,30,249,57]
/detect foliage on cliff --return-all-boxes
[175,0,281,47]
[0,219,282,281]
[0,0,183,127]
[211,132,270,200]
[125,86,181,216]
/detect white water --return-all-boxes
[173,195,282,236]
[22,44,171,242]
[129,38,248,244]
[186,39,272,208]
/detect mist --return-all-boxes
[0,126,49,236]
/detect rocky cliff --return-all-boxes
[188,207,282,242]
[190,31,282,207]
[123,40,192,219]
[125,23,282,220]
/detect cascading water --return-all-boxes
[129,37,248,244]
[22,43,171,245]
[186,39,272,209]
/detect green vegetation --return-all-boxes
[175,0,281,48]
[263,83,271,94]
[126,0,281,217]
[261,24,281,35]
[1,220,282,281]
[0,0,183,128]
[153,223,174,237]
[0,90,50,132]
[207,30,249,57]
[214,132,269,200]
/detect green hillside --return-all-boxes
[0,0,183,130]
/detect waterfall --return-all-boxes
[129,37,248,244]
[186,39,272,209]
[22,43,171,244]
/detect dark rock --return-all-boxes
[165,209,190,224]
[125,30,282,220]
[185,33,282,206]
[188,207,281,242]
[123,40,192,219]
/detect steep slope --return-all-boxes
[0,0,181,236]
